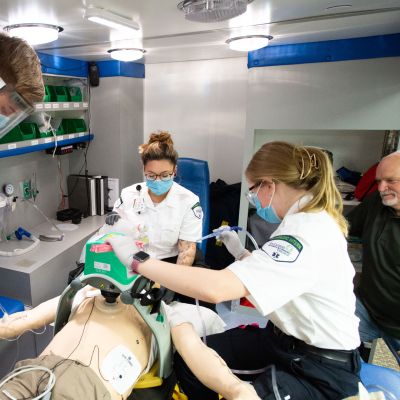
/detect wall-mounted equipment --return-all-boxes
[3,23,63,46]
[89,62,100,87]
[177,0,254,22]
[3,184,14,197]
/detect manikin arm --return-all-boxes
[171,323,260,400]
[0,296,59,340]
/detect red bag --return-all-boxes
[354,163,378,201]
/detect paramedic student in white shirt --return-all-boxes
[109,141,361,400]
[104,131,207,306]
[106,131,203,267]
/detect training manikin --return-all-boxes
[0,225,232,400]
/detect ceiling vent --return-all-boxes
[177,0,254,23]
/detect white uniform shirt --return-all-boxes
[228,195,360,350]
[113,181,202,259]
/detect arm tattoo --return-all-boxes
[177,240,196,266]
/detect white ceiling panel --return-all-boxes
[1,0,400,63]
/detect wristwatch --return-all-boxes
[130,251,150,273]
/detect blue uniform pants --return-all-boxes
[356,297,400,362]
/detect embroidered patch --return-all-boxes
[262,235,303,263]
[191,202,203,219]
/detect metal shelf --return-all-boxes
[0,133,93,158]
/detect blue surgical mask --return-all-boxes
[146,179,173,196]
[254,192,281,224]
[0,114,10,130]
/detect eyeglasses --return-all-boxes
[245,181,263,206]
[144,171,174,181]
[0,77,34,139]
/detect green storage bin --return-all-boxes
[72,119,87,133]
[39,130,54,138]
[62,119,75,134]
[0,125,23,144]
[59,119,86,134]
[54,86,70,102]
[44,85,56,102]
[67,87,83,102]
[20,122,39,140]
[57,120,67,135]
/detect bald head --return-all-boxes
[376,151,400,213]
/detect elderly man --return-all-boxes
[347,151,400,360]
[0,32,44,138]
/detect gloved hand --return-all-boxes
[107,235,139,269]
[215,226,246,260]
[105,211,121,225]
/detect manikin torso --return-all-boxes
[41,296,152,399]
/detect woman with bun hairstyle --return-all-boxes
[106,131,203,267]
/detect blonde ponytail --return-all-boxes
[246,141,348,236]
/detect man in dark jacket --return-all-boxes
[347,151,400,361]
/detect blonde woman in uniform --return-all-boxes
[109,141,361,400]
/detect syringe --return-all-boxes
[197,226,242,242]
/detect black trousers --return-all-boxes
[174,323,360,400]
[161,255,215,311]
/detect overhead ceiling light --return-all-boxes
[84,7,139,32]
[3,23,63,46]
[226,34,273,51]
[107,48,145,62]
[177,0,254,23]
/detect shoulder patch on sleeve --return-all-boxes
[262,235,303,263]
[191,202,203,219]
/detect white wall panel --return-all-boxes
[80,76,144,189]
[144,58,248,184]
[246,57,400,131]
[238,56,400,230]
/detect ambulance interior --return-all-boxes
[0,0,400,398]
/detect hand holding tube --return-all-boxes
[215,226,247,260]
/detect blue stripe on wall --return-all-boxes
[37,53,88,77]
[0,134,94,158]
[248,33,400,69]
[37,53,145,79]
[97,60,145,78]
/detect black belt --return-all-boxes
[272,325,354,363]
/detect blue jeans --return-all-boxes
[356,297,400,356]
